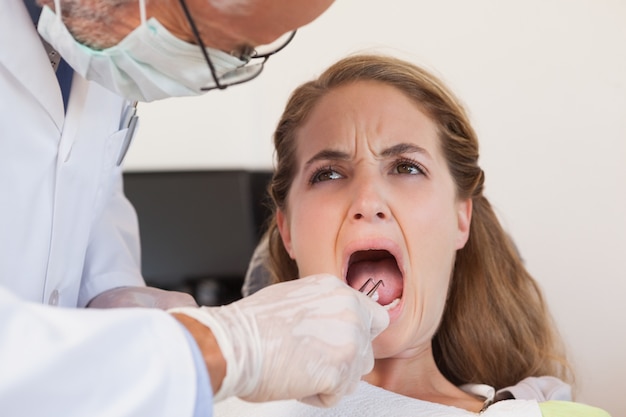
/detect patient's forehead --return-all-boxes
[294,81,441,160]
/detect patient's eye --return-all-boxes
[310,166,343,184]
[393,158,426,176]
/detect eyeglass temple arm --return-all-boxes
[177,0,226,89]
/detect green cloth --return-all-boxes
[539,401,611,417]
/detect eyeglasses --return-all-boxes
[178,0,296,91]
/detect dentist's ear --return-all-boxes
[455,198,472,249]
[276,209,296,259]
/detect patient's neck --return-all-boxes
[364,347,484,413]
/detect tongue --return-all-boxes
[347,258,403,305]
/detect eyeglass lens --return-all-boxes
[177,0,296,91]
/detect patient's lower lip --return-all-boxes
[384,296,404,321]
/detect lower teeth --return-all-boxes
[383,298,400,310]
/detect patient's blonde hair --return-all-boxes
[263,54,572,390]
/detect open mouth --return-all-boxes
[346,249,403,310]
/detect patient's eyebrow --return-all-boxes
[380,143,432,159]
[304,143,432,168]
[304,149,350,167]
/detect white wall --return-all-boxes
[124,1,626,414]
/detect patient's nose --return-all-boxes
[349,178,390,222]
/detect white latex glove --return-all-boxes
[88,286,198,309]
[169,274,388,407]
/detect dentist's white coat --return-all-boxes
[0,1,199,415]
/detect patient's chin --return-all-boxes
[371,324,401,357]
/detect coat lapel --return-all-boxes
[1,0,64,130]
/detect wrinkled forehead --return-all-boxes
[292,81,441,161]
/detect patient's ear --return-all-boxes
[276,209,295,259]
[455,198,472,249]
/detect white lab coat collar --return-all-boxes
[1,0,65,130]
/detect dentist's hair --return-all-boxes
[262,53,571,390]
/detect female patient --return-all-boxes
[217,55,608,416]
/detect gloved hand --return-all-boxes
[169,274,388,407]
[88,286,198,309]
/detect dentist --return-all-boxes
[0,0,388,416]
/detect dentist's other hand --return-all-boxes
[170,274,388,406]
[88,286,198,310]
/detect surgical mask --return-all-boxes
[37,0,245,102]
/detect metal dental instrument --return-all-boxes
[358,278,384,297]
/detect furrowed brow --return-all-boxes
[304,149,350,168]
[380,143,431,159]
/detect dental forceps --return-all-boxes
[358,278,384,298]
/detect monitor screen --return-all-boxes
[123,170,272,294]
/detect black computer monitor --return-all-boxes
[123,170,272,304]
